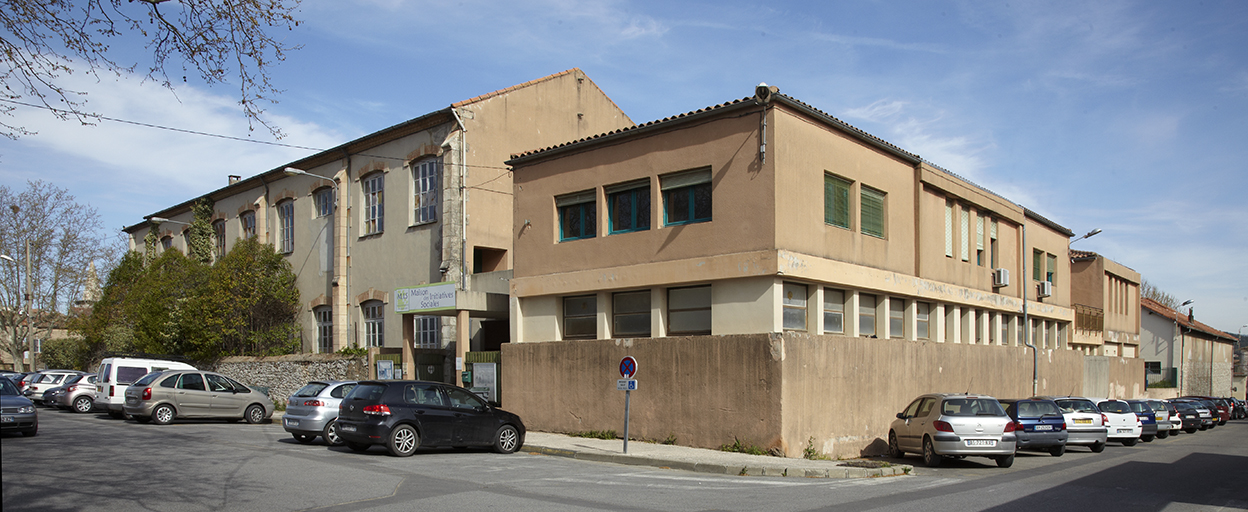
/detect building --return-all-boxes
[1069,250,1141,356]
[1140,298,1237,396]
[501,85,1120,458]
[124,69,633,381]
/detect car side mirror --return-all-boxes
[896,412,906,419]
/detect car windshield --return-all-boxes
[1174,403,1195,412]
[294,383,329,397]
[0,378,17,396]
[1099,401,1130,413]
[941,398,1005,416]
[1056,399,1098,413]
[133,372,164,386]
[346,384,388,401]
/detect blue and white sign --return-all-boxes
[395,282,457,314]
[616,379,638,391]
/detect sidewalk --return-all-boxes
[520,432,912,479]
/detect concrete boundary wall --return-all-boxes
[210,354,368,404]
[502,333,1144,459]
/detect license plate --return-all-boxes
[1156,414,1164,421]
[1117,428,1132,434]
[341,423,357,432]
[1,416,13,423]
[285,419,299,427]
[1074,418,1092,424]
[1034,425,1053,431]
[965,439,996,447]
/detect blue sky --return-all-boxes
[3,0,1245,333]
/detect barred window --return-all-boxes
[277,201,294,253]
[362,173,384,235]
[363,301,384,347]
[315,307,333,353]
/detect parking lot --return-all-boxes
[3,407,1246,511]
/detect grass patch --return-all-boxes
[802,437,831,460]
[661,433,677,445]
[838,460,892,469]
[274,400,286,412]
[720,437,769,456]
[570,430,618,440]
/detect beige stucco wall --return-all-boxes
[502,332,1135,459]
[1023,216,1071,307]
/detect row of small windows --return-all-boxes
[558,168,712,242]
[945,200,999,267]
[823,174,887,239]
[562,285,712,340]
[312,302,442,353]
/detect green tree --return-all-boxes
[38,337,86,370]
[186,198,216,264]
[72,251,144,364]
[190,237,299,361]
[130,249,208,356]
[1,0,302,139]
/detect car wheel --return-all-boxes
[387,425,419,457]
[322,420,344,446]
[1157,431,1168,439]
[1090,441,1105,453]
[152,404,175,425]
[1142,435,1154,442]
[21,425,37,437]
[1185,427,1197,434]
[1122,438,1137,446]
[921,436,942,467]
[346,442,371,453]
[293,433,315,444]
[996,454,1014,468]
[73,396,93,413]
[887,431,904,458]
[494,424,521,454]
[1049,445,1065,457]
[244,404,265,424]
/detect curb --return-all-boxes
[519,445,912,479]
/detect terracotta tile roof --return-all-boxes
[1070,249,1097,260]
[1141,298,1237,342]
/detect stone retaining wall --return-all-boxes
[208,354,368,404]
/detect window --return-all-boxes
[607,181,650,234]
[782,283,807,331]
[823,288,845,334]
[1046,253,1057,284]
[557,190,596,241]
[859,293,877,337]
[944,200,954,257]
[563,295,597,339]
[160,236,173,251]
[990,219,999,268]
[668,286,711,335]
[824,174,851,229]
[315,307,333,353]
[315,188,334,218]
[976,214,985,266]
[412,158,439,224]
[277,201,294,253]
[182,230,192,251]
[363,302,384,347]
[860,187,885,238]
[1033,250,1044,281]
[416,316,440,349]
[1001,315,1011,345]
[889,298,905,338]
[916,302,930,339]
[362,173,384,234]
[213,220,226,258]
[612,290,651,337]
[177,373,205,391]
[241,211,256,239]
[960,206,970,261]
[1144,361,1161,374]
[661,168,712,225]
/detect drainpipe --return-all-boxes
[451,108,468,291]
[1022,220,1037,396]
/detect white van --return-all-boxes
[94,357,197,418]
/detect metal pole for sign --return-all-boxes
[623,389,630,454]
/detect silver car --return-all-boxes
[888,393,1017,468]
[54,374,99,413]
[24,370,85,405]
[123,370,273,425]
[1047,396,1108,453]
[282,380,357,445]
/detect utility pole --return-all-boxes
[25,239,34,371]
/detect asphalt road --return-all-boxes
[3,408,1245,511]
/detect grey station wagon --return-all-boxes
[888,393,1018,468]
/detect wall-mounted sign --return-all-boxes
[395,282,456,314]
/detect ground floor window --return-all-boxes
[363,302,384,347]
[889,298,905,338]
[315,307,333,353]
[782,282,807,331]
[823,288,844,334]
[916,302,930,339]
[859,293,877,337]
[563,295,597,339]
[613,290,651,337]
[415,316,440,349]
[668,286,711,335]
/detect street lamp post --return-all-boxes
[1175,299,1193,395]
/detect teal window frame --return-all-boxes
[608,184,650,234]
[557,191,597,242]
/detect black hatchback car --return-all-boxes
[1000,398,1068,456]
[336,380,525,457]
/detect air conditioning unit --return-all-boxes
[1037,281,1053,298]
[992,268,1009,288]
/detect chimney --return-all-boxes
[1188,308,1194,324]
[229,175,241,185]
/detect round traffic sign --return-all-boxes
[619,356,638,379]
